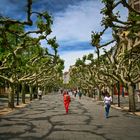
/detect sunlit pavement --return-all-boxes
[0,93,140,140]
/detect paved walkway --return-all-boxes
[0,93,140,140]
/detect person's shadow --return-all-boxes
[108,115,119,118]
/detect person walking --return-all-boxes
[63,91,71,114]
[73,90,77,97]
[104,92,112,118]
[136,90,140,102]
[38,88,42,100]
[78,90,82,99]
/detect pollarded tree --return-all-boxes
[70,55,103,98]
[0,0,63,108]
[91,0,140,112]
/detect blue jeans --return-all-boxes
[105,104,110,118]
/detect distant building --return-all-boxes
[63,72,69,84]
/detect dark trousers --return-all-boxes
[105,104,110,118]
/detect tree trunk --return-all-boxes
[16,85,19,105]
[8,85,15,108]
[111,86,114,103]
[44,86,46,95]
[92,89,96,99]
[29,85,33,101]
[128,84,136,112]
[21,83,26,104]
[16,89,19,105]
[98,88,102,101]
[87,89,90,97]
[117,82,120,107]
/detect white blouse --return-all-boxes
[104,96,112,105]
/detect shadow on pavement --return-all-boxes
[1,94,140,140]
[108,115,119,118]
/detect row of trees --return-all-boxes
[69,0,140,112]
[0,0,64,108]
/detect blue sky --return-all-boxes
[0,0,128,72]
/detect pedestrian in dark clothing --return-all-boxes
[74,90,77,97]
[78,91,82,99]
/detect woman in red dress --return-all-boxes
[63,91,71,114]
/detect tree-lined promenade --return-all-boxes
[0,0,64,108]
[0,1,140,136]
[0,93,140,140]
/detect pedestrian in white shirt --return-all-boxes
[104,92,112,118]
[135,90,140,102]
[38,88,42,100]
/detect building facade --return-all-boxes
[129,0,140,89]
[63,72,69,84]
[114,0,140,92]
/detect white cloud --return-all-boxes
[60,49,95,72]
[50,0,103,43]
[28,0,128,72]
[61,41,116,72]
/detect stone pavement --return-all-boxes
[0,93,140,140]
